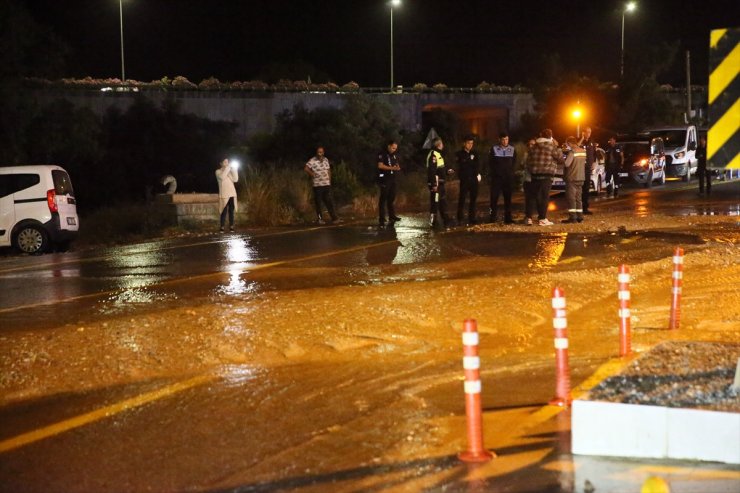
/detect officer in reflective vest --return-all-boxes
[426,137,454,227]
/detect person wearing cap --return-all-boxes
[215,158,238,233]
[456,135,481,225]
[304,146,339,224]
[427,137,454,228]
[376,140,402,228]
[489,132,517,224]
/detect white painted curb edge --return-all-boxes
[571,399,740,464]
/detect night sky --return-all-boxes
[23,0,740,88]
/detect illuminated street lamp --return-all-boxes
[621,2,636,79]
[389,0,401,91]
[119,0,126,82]
[572,107,583,138]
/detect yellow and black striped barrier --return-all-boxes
[708,28,739,170]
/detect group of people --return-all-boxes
[213,126,638,231]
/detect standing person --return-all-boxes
[578,126,597,215]
[376,140,402,228]
[525,129,563,226]
[489,132,517,224]
[215,158,238,233]
[304,146,338,224]
[604,136,624,198]
[427,137,454,228]
[522,138,536,225]
[696,136,711,196]
[562,136,586,223]
[456,135,481,225]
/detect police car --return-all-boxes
[618,137,666,187]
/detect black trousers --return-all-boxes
[605,167,620,195]
[220,197,235,228]
[490,173,514,221]
[378,180,397,224]
[698,166,712,194]
[526,178,552,220]
[457,178,479,222]
[313,186,337,220]
[581,164,591,211]
[430,181,449,222]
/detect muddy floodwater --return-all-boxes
[1,184,739,492]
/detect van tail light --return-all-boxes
[47,189,58,213]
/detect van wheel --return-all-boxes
[14,225,49,254]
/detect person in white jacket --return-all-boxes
[215,158,238,232]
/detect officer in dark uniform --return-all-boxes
[696,136,711,195]
[578,126,597,214]
[427,137,454,228]
[604,136,624,197]
[489,132,517,224]
[376,140,401,228]
[456,135,481,225]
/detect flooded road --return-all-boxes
[1,180,738,492]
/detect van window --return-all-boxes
[0,173,41,197]
[646,130,686,148]
[52,170,75,196]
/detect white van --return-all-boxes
[639,126,697,181]
[0,165,79,254]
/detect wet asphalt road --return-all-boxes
[0,179,738,492]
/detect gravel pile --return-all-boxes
[588,342,740,412]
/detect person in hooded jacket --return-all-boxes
[215,158,238,232]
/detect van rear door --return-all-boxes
[51,169,79,232]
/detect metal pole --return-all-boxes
[119,0,125,82]
[686,50,692,121]
[390,7,394,91]
[620,12,625,79]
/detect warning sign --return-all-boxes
[708,28,740,170]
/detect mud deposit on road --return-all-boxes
[1,212,738,406]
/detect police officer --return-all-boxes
[489,132,517,224]
[427,137,454,228]
[603,136,624,198]
[578,126,597,214]
[456,135,481,225]
[376,140,402,228]
[696,136,711,196]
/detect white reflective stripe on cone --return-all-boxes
[672,287,682,294]
[464,380,482,394]
[463,356,480,370]
[553,317,567,329]
[552,297,566,309]
[462,332,479,346]
[554,337,569,349]
[619,308,631,318]
[618,273,631,283]
[673,256,684,264]
[618,290,631,300]
[672,271,683,280]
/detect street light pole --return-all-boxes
[389,0,400,91]
[620,2,636,79]
[119,0,126,82]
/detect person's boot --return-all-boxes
[561,213,578,224]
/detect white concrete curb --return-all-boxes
[572,399,740,464]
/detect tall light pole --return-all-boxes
[119,0,126,82]
[389,0,401,91]
[620,2,636,79]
